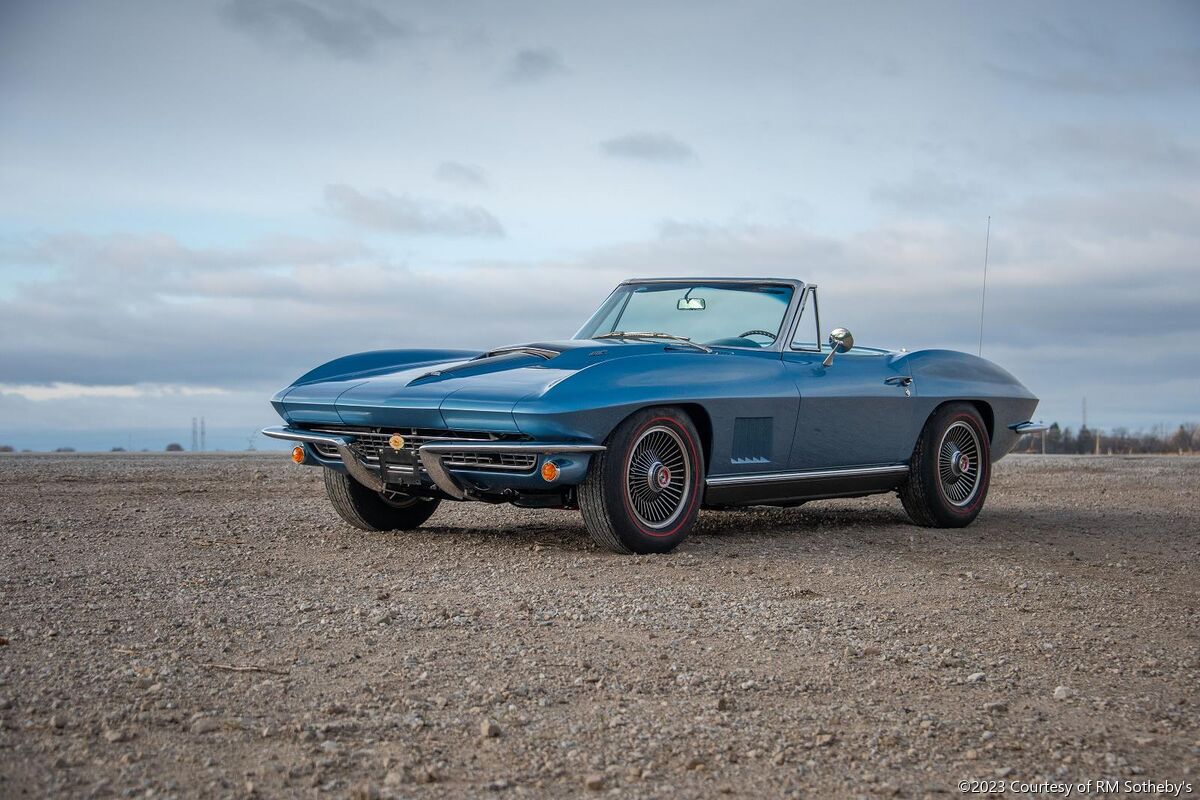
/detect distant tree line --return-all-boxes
[0,443,186,453]
[3,426,1197,456]
[1017,423,1199,455]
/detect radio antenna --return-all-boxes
[977,215,991,357]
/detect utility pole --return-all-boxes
[200,417,206,453]
[1082,397,1087,430]
[191,417,198,452]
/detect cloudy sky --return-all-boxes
[1,0,1197,450]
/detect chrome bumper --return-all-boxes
[1008,420,1050,435]
[261,426,603,499]
[418,441,604,499]
[262,426,386,491]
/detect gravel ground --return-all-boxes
[1,453,1198,799]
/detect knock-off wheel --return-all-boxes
[899,403,991,527]
[579,407,704,554]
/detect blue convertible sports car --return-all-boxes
[264,278,1046,554]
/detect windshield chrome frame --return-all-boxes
[573,277,807,353]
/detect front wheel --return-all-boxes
[323,468,440,531]
[899,403,991,527]
[578,407,705,554]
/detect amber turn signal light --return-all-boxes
[540,460,559,482]
[291,446,305,464]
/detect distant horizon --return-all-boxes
[1,417,1195,454]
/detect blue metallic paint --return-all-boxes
[269,281,1040,504]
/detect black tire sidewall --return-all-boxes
[324,468,440,531]
[599,408,704,554]
[922,405,991,526]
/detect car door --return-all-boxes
[782,289,915,470]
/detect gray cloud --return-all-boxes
[1032,125,1200,180]
[220,0,410,60]
[872,169,992,214]
[985,19,1200,95]
[985,53,1200,96]
[503,47,567,84]
[599,132,697,163]
[434,161,490,189]
[3,190,1198,434]
[323,184,504,237]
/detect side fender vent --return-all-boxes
[731,417,772,464]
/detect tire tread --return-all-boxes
[899,403,989,528]
[323,469,439,531]
[578,445,634,554]
[578,406,703,554]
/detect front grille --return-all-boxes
[442,452,537,471]
[305,426,535,472]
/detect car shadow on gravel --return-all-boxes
[356,499,1181,559]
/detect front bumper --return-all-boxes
[261,426,603,500]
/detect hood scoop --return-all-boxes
[473,345,559,361]
[408,347,558,386]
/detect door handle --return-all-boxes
[884,376,913,387]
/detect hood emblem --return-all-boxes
[388,433,406,450]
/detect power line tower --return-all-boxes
[200,417,206,453]
[191,417,198,452]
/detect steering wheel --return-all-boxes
[738,329,777,341]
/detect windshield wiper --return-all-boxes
[595,331,713,353]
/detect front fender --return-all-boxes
[511,350,798,474]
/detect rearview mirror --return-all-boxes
[677,297,706,311]
[821,327,854,367]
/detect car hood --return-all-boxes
[278,339,675,431]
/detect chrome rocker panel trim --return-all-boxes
[706,464,910,486]
[262,426,603,500]
[704,464,910,506]
[1008,421,1049,435]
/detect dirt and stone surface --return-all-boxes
[1,453,1198,798]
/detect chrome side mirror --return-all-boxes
[822,327,854,367]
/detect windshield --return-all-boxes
[574,282,795,348]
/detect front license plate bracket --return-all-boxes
[378,447,421,486]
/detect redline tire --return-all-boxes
[323,468,440,531]
[899,403,991,528]
[579,407,704,554]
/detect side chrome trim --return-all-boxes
[261,426,385,492]
[419,442,605,500]
[785,284,822,352]
[706,464,909,487]
[1008,421,1049,435]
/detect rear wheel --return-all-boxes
[578,407,704,554]
[323,468,440,531]
[899,403,990,527]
